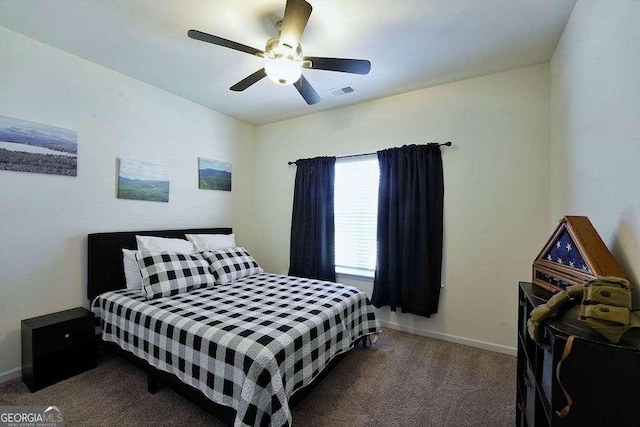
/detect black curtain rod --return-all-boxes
[287,141,452,165]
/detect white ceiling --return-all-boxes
[0,0,575,126]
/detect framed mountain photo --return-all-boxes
[0,115,77,176]
[198,157,231,191]
[117,158,170,202]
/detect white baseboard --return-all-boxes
[379,320,517,356]
[0,367,21,385]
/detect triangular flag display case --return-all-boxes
[533,216,628,293]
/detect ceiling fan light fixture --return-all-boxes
[265,56,302,85]
[188,0,371,104]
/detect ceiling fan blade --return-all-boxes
[188,29,264,57]
[293,74,320,105]
[279,0,312,49]
[303,57,371,75]
[230,69,267,92]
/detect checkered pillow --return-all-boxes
[137,252,214,300]
[204,246,264,285]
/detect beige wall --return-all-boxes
[550,0,640,304]
[0,28,255,377]
[251,64,551,353]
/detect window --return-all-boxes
[334,156,379,277]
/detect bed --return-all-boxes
[88,228,380,427]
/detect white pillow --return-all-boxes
[135,235,194,254]
[122,249,143,290]
[185,233,236,252]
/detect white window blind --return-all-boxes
[334,156,379,274]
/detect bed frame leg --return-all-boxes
[148,371,160,394]
[362,336,369,348]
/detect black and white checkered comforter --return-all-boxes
[92,273,380,427]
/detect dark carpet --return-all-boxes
[0,328,516,426]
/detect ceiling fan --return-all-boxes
[188,0,371,105]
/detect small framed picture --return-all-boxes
[117,158,170,202]
[0,115,77,176]
[199,157,231,191]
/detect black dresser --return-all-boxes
[517,282,640,426]
[22,307,96,392]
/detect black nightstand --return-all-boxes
[22,307,96,392]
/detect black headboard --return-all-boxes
[87,227,232,301]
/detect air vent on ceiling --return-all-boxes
[328,85,357,97]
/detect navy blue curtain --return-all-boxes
[372,144,444,317]
[289,156,337,282]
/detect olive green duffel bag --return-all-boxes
[528,276,640,344]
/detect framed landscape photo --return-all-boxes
[0,115,77,176]
[117,158,170,202]
[198,157,231,191]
